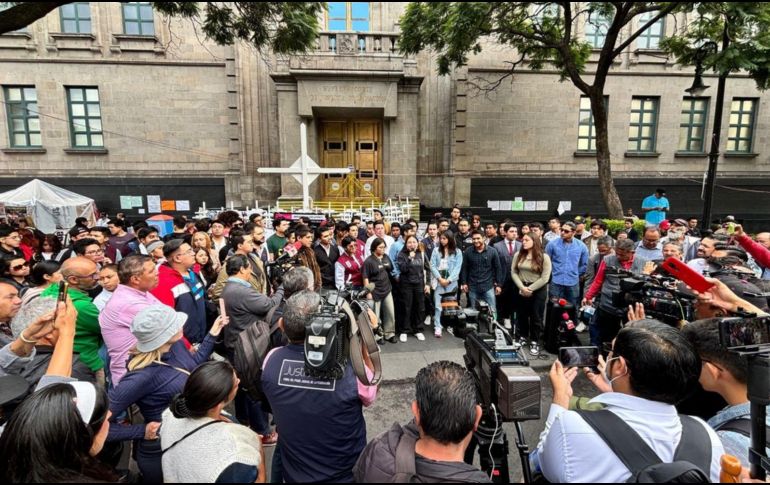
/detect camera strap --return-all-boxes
[342,300,382,386]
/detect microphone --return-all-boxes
[273,241,301,264]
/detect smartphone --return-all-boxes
[658,257,714,293]
[726,222,736,235]
[718,317,770,348]
[54,281,68,319]
[559,346,599,368]
[219,298,227,319]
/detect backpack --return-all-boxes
[231,305,280,402]
[715,417,770,439]
[576,410,712,483]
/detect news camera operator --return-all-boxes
[532,319,725,482]
[354,361,491,483]
[261,290,378,483]
[582,238,649,347]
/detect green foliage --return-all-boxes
[599,219,648,237]
[142,2,324,54]
[661,3,770,90]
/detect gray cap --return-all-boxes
[146,240,164,254]
[131,304,188,353]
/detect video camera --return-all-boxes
[303,283,377,381]
[612,272,696,326]
[439,292,496,337]
[718,316,770,480]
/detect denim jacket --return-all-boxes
[708,402,770,467]
[430,248,463,289]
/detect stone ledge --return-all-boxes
[674,152,707,158]
[2,147,46,154]
[624,152,661,158]
[63,148,108,155]
[723,152,759,159]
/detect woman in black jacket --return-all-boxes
[396,235,430,343]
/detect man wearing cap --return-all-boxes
[100,255,161,386]
[642,188,670,226]
[151,240,207,344]
[41,257,103,382]
[665,219,700,262]
[146,240,165,265]
[0,226,25,260]
[56,226,91,262]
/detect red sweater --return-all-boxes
[735,234,770,269]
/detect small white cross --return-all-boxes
[258,122,351,210]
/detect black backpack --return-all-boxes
[231,306,280,402]
[576,410,712,483]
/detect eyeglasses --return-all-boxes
[561,229,573,234]
[11,262,30,271]
[85,249,104,256]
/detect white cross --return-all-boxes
[258,122,351,210]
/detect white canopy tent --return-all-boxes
[0,179,97,233]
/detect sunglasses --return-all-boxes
[561,229,573,234]
[11,262,30,271]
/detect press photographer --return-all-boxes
[582,238,648,347]
[532,319,725,483]
[261,291,378,483]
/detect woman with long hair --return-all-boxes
[396,235,430,342]
[429,231,463,338]
[191,231,222,273]
[34,234,63,263]
[19,259,62,305]
[335,236,365,291]
[0,382,117,483]
[0,256,31,295]
[107,304,228,482]
[362,237,396,343]
[161,361,265,483]
[194,248,218,290]
[511,234,552,356]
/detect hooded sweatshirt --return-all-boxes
[151,264,207,344]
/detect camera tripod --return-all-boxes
[464,407,533,484]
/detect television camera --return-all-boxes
[303,283,381,385]
[611,271,696,326]
[444,298,541,484]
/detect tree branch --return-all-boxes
[466,54,527,97]
[0,1,71,34]
[612,2,684,57]
[559,1,591,94]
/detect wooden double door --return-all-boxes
[320,120,382,200]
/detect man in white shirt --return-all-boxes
[531,319,724,483]
[365,220,394,259]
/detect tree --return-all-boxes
[400,2,689,218]
[662,3,770,229]
[0,2,324,54]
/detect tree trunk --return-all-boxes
[590,93,624,219]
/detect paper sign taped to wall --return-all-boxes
[176,200,190,211]
[161,200,176,211]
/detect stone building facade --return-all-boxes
[1,3,769,225]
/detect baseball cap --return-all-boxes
[673,219,689,228]
[146,240,164,254]
[69,226,89,238]
[131,304,188,353]
[659,220,671,231]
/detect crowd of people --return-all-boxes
[0,190,767,483]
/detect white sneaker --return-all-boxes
[415,333,425,341]
[399,333,408,343]
[530,342,541,356]
[434,327,442,338]
[576,322,587,333]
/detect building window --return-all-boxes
[66,87,103,148]
[532,3,561,25]
[122,2,154,36]
[727,98,757,154]
[585,13,609,48]
[577,96,608,152]
[60,3,91,34]
[678,98,709,153]
[3,86,41,147]
[0,2,27,32]
[326,2,369,31]
[628,96,659,153]
[637,12,664,49]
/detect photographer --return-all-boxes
[354,361,490,483]
[582,239,648,347]
[261,291,378,483]
[533,319,724,482]
[682,319,770,468]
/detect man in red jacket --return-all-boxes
[150,239,207,344]
[733,225,770,279]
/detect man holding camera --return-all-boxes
[582,239,648,347]
[354,360,490,483]
[261,291,378,483]
[532,319,724,482]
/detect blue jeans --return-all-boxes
[549,283,580,308]
[234,391,271,435]
[468,287,497,319]
[433,282,458,330]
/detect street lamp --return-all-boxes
[685,40,725,233]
